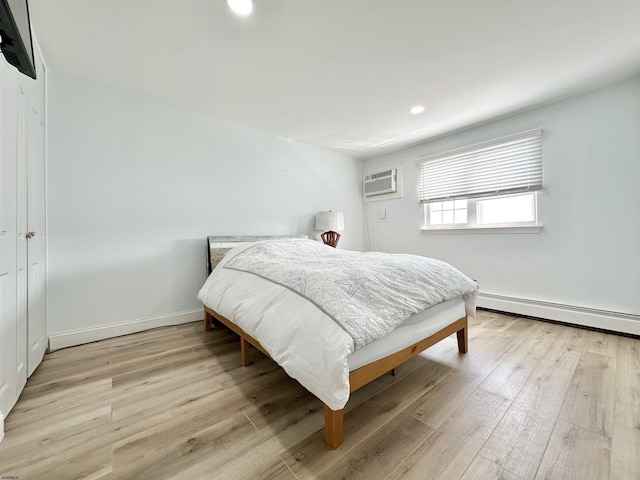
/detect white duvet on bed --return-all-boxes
[197,239,477,410]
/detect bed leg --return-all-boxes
[457,317,468,353]
[204,309,213,332]
[323,404,344,449]
[240,337,251,366]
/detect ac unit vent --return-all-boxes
[363,168,397,197]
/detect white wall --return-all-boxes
[363,75,640,320]
[47,76,364,340]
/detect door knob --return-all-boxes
[26,231,36,239]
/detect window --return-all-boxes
[418,129,542,230]
[424,192,537,228]
[428,200,468,225]
[477,192,536,225]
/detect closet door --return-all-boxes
[0,62,23,416]
[0,51,46,421]
[15,83,29,387]
[26,68,47,376]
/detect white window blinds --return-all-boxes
[418,129,543,203]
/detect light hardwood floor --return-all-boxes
[0,310,638,479]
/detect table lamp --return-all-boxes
[315,211,344,248]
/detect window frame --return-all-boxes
[422,191,540,232]
[418,129,543,234]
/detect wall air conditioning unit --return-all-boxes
[363,168,397,197]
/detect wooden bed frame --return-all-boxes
[204,305,468,449]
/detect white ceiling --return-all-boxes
[29,0,640,159]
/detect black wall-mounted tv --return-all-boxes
[0,0,36,79]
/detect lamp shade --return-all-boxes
[315,211,344,232]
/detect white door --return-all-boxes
[0,50,46,421]
[26,74,47,376]
[15,83,29,385]
[0,61,24,416]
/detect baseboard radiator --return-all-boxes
[477,293,640,337]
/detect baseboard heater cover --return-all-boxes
[477,293,640,336]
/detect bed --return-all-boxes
[198,236,478,449]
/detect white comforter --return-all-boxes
[198,239,477,410]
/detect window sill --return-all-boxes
[421,225,543,235]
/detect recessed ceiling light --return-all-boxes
[227,0,253,16]
[410,105,426,115]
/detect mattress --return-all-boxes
[347,296,465,371]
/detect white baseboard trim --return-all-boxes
[477,293,640,336]
[48,309,204,351]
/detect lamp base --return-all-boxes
[321,231,341,248]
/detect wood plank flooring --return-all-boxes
[0,310,638,479]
